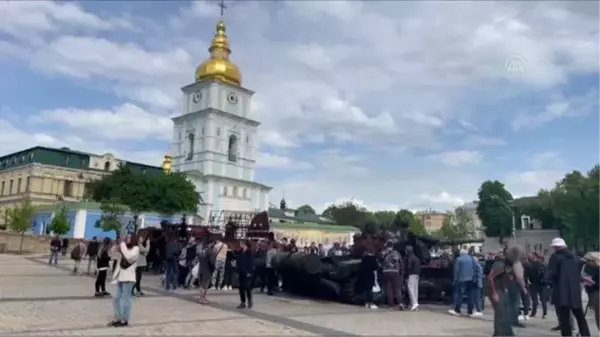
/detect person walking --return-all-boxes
[526,253,548,318]
[95,238,112,297]
[449,249,477,316]
[546,238,591,336]
[61,237,69,256]
[265,242,277,295]
[405,245,421,311]
[357,246,379,309]
[197,238,215,304]
[164,234,181,290]
[86,237,99,275]
[488,246,523,337]
[108,234,139,328]
[582,252,599,329]
[49,235,61,265]
[380,240,403,309]
[212,239,228,291]
[70,239,86,275]
[133,235,149,296]
[220,248,234,291]
[235,240,255,309]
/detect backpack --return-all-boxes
[70,245,81,260]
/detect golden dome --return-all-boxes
[161,155,172,174]
[195,21,242,86]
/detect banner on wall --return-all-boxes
[271,228,355,248]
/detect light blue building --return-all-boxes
[32,202,186,239]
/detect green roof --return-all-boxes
[0,146,162,174]
[36,201,122,212]
[271,221,358,232]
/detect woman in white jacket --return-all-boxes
[109,234,139,328]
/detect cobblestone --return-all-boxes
[1,254,597,336]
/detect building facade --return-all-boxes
[32,202,184,240]
[416,210,446,232]
[0,146,161,229]
[171,19,271,221]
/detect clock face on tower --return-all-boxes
[227,92,238,105]
[192,90,202,103]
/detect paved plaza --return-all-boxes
[0,254,597,336]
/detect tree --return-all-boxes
[96,198,126,237]
[48,205,70,235]
[394,209,425,233]
[7,201,37,252]
[476,180,514,239]
[436,212,459,239]
[435,208,475,240]
[295,204,316,216]
[154,172,200,217]
[322,201,371,229]
[372,210,396,229]
[90,164,202,230]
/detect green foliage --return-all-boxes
[322,201,372,229]
[7,201,36,233]
[295,204,316,216]
[323,203,425,233]
[96,198,127,234]
[435,208,476,240]
[48,206,70,235]
[90,164,202,217]
[476,180,514,238]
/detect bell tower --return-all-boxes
[170,1,271,223]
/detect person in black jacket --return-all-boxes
[235,240,255,309]
[545,238,590,337]
[86,237,100,275]
[526,253,547,318]
[357,245,379,309]
[95,238,112,297]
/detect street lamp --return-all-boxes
[490,195,516,245]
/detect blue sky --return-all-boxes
[0,1,598,212]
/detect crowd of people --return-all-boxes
[47,232,598,335]
[485,238,599,336]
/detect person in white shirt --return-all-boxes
[108,234,139,328]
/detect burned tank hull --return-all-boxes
[273,252,373,304]
[273,232,484,304]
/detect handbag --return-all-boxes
[207,244,224,273]
[372,271,381,293]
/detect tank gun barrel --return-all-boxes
[436,238,485,246]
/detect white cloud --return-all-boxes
[30,104,172,141]
[420,192,466,208]
[430,150,482,167]
[256,153,313,170]
[0,0,597,213]
[505,170,565,196]
[530,151,562,169]
[512,89,599,131]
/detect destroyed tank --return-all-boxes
[272,222,483,304]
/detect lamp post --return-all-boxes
[490,195,516,244]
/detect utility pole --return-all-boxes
[491,195,517,245]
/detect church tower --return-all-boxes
[171,13,271,223]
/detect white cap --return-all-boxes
[550,237,567,247]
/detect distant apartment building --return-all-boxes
[416,210,446,232]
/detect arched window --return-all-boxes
[187,133,195,160]
[104,161,110,171]
[228,135,238,162]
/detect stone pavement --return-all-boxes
[0,254,597,336]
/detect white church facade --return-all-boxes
[170,20,271,222]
